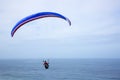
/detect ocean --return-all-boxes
[0,59,120,80]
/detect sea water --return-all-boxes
[0,59,120,80]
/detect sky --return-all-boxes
[0,0,120,59]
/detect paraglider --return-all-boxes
[43,60,49,69]
[11,12,71,37]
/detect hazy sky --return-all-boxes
[0,0,120,59]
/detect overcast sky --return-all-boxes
[0,0,120,59]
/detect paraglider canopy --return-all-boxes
[11,12,71,37]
